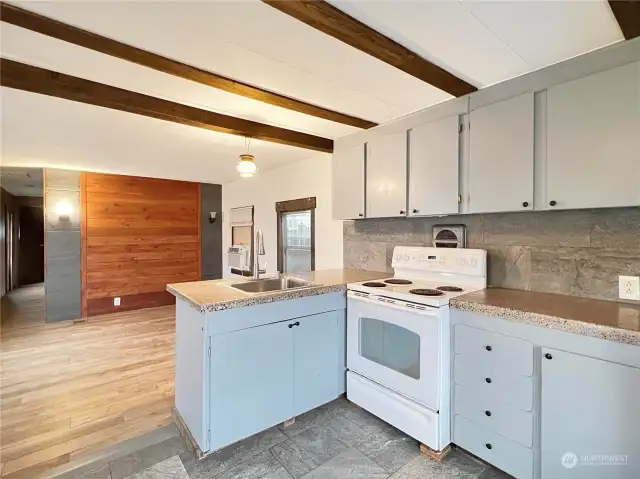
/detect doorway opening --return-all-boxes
[1,166,45,330]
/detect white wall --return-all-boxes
[222,153,343,277]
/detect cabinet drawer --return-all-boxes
[454,384,533,447]
[454,355,533,411]
[454,324,533,376]
[454,415,533,479]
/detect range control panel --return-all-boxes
[391,246,487,276]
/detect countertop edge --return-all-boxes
[167,283,347,313]
[450,298,640,346]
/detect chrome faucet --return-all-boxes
[253,229,266,279]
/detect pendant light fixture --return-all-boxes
[236,137,258,178]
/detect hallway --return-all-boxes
[1,283,46,331]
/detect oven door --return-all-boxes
[347,292,441,409]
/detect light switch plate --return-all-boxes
[114,297,121,306]
[619,276,640,301]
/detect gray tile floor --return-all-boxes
[68,398,513,479]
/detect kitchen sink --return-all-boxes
[229,277,318,294]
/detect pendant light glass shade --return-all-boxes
[236,153,257,178]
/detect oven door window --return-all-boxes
[359,317,420,380]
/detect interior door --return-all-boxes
[409,115,460,216]
[209,320,294,451]
[468,93,534,213]
[293,311,339,416]
[347,295,440,409]
[366,131,407,218]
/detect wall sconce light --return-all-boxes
[209,212,217,224]
[56,200,73,221]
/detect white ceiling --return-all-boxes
[0,166,44,197]
[0,0,624,184]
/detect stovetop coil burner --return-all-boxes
[362,282,387,287]
[437,286,463,292]
[383,279,413,285]
[409,288,444,296]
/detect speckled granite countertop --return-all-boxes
[167,269,387,313]
[451,288,640,346]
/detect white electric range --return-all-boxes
[346,246,487,452]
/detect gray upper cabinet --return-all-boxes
[332,143,365,220]
[545,62,640,210]
[366,131,407,218]
[409,115,460,216]
[541,348,640,478]
[468,93,534,214]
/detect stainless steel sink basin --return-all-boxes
[229,277,318,294]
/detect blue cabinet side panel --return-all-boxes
[175,300,207,449]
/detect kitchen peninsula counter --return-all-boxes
[167,268,387,312]
[451,288,640,346]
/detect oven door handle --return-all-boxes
[347,291,439,317]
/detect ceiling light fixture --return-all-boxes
[236,137,257,178]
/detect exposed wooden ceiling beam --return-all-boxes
[0,1,376,129]
[609,0,640,39]
[0,58,334,153]
[262,0,477,97]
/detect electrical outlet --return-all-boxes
[619,276,640,301]
[114,297,121,306]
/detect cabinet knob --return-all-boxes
[485,377,492,384]
[485,443,493,450]
[412,209,418,214]
[485,345,492,351]
[288,323,294,328]
[400,210,406,215]
[294,321,300,327]
[545,353,553,360]
[549,200,557,207]
[522,201,529,208]
[358,213,364,217]
[485,410,492,417]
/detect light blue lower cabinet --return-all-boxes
[451,309,640,479]
[540,348,640,479]
[187,293,347,454]
[293,311,340,416]
[209,319,295,452]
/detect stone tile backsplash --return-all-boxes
[343,207,640,302]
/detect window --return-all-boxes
[276,197,315,273]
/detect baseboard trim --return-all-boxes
[87,291,175,316]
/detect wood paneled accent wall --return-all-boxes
[82,173,201,316]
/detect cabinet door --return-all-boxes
[546,62,640,210]
[366,131,407,218]
[209,321,294,451]
[332,143,365,220]
[293,311,339,416]
[469,93,534,213]
[541,348,640,478]
[409,116,460,216]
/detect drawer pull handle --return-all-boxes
[485,377,492,384]
[545,353,553,360]
[485,345,492,351]
[485,443,493,450]
[485,410,492,417]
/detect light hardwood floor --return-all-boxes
[1,283,46,331]
[0,304,175,478]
